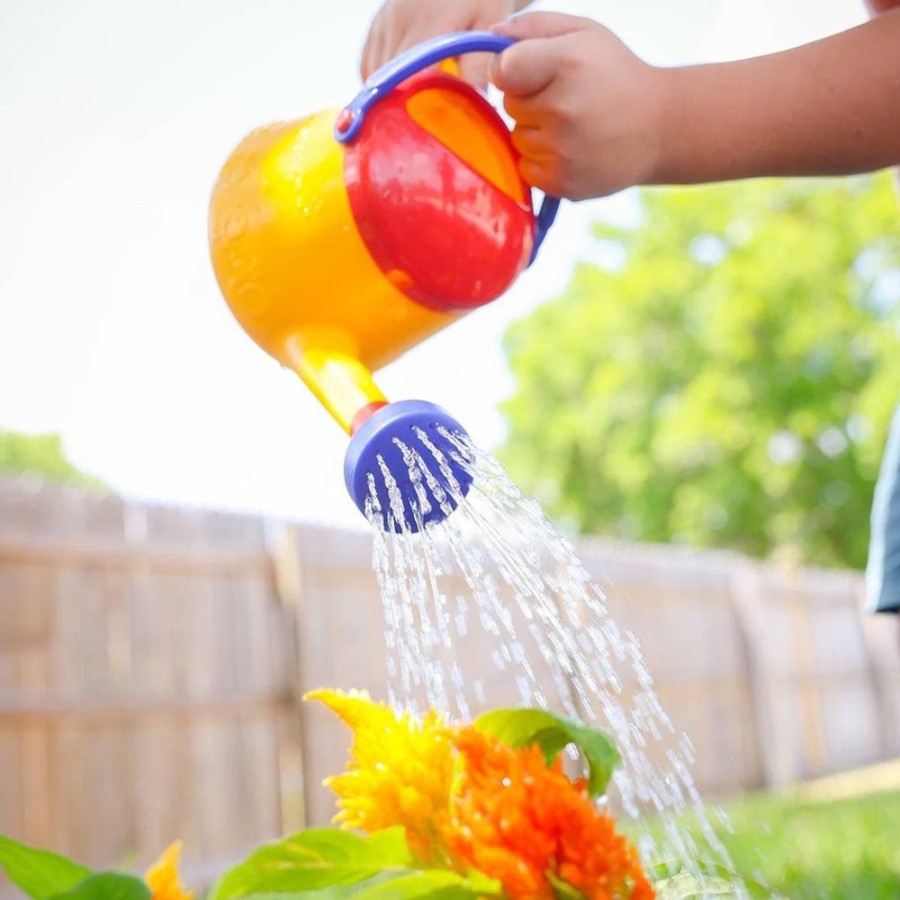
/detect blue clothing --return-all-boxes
[868,402,900,613]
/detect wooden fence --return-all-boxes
[0,480,299,888]
[1,479,898,888]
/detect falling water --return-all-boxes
[364,426,750,896]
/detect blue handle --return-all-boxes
[336,31,559,264]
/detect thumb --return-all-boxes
[491,11,596,41]
[490,35,566,97]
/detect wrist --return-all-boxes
[642,60,767,185]
[642,65,682,186]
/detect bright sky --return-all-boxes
[0,0,866,530]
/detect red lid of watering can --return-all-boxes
[336,33,560,313]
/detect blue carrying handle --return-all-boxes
[335,31,560,264]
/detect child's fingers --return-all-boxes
[510,124,544,157]
[491,38,564,97]
[510,127,560,193]
[492,11,596,41]
[360,17,384,78]
[362,14,422,79]
[459,54,492,92]
[517,157,556,194]
[363,17,408,79]
[503,96,542,128]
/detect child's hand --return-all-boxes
[491,13,667,200]
[362,0,521,89]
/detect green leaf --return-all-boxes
[51,873,151,900]
[351,870,501,899]
[232,870,502,900]
[473,708,620,797]
[547,871,585,899]
[209,827,414,899]
[225,891,367,900]
[0,834,91,899]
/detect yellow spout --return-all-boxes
[284,338,386,434]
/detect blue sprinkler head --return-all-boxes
[344,400,474,532]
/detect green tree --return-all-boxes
[0,428,104,489]
[500,175,900,569]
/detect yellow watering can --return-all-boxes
[209,32,559,530]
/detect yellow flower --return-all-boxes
[145,842,194,900]
[305,688,456,862]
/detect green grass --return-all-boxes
[638,787,900,899]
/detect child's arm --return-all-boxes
[491,11,900,199]
[655,8,900,186]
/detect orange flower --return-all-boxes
[443,728,655,900]
[305,688,457,862]
[145,842,193,900]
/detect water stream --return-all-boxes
[364,427,749,895]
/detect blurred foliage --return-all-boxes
[500,175,900,569]
[0,428,104,489]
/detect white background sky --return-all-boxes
[0,0,866,530]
